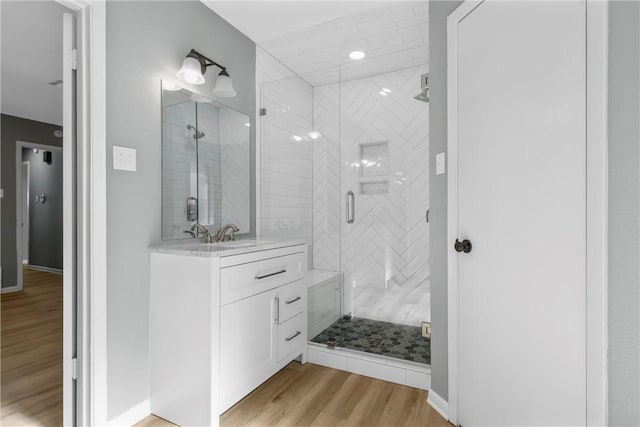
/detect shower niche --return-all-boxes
[161,80,253,240]
[358,141,389,195]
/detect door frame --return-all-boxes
[54,1,108,426]
[446,1,608,425]
[22,161,30,265]
[14,141,64,293]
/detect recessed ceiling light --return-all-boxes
[308,131,322,140]
[245,122,251,127]
[382,88,391,93]
[292,135,302,142]
[379,91,388,96]
[349,50,365,60]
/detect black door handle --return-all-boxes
[455,239,472,253]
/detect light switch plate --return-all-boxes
[436,152,446,175]
[113,146,137,172]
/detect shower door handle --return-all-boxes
[346,191,355,224]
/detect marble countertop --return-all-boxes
[148,238,308,258]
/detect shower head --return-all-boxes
[414,88,429,103]
[186,124,205,140]
[414,73,429,103]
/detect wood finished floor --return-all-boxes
[1,266,63,426]
[137,362,450,427]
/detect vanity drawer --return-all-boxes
[221,252,304,306]
[277,312,306,362]
[276,281,306,324]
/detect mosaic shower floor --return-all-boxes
[311,317,431,365]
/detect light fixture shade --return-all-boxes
[212,71,236,97]
[177,57,205,85]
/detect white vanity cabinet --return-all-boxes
[149,242,308,427]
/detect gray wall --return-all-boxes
[428,0,463,401]
[0,114,62,288]
[106,1,256,419]
[608,1,640,425]
[22,148,63,270]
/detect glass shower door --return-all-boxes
[337,63,431,361]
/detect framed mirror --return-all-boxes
[161,81,252,240]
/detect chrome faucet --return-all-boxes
[216,224,239,242]
[186,223,215,243]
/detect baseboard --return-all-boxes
[108,399,150,427]
[1,285,22,294]
[28,265,63,274]
[426,389,449,421]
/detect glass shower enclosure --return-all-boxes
[259,48,430,366]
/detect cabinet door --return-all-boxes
[219,289,276,412]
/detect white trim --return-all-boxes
[585,1,609,425]
[426,389,449,422]
[307,343,431,390]
[62,12,76,427]
[446,3,483,424]
[447,1,608,425]
[15,141,63,294]
[21,161,30,265]
[107,400,151,427]
[54,1,108,426]
[1,285,22,294]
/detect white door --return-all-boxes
[452,1,586,425]
[62,11,77,427]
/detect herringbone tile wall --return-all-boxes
[313,66,430,326]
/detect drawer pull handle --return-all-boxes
[255,269,287,280]
[285,331,301,342]
[285,296,301,305]
[274,297,280,324]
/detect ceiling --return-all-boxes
[202,1,394,43]
[1,1,71,126]
[205,1,428,87]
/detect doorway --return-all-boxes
[0,2,78,426]
[16,142,64,291]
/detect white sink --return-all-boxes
[203,240,269,249]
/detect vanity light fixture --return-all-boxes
[162,80,182,91]
[177,49,237,98]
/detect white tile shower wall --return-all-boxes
[195,103,222,228]
[219,108,251,233]
[257,47,314,263]
[313,66,430,326]
[312,84,341,272]
[162,100,199,240]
